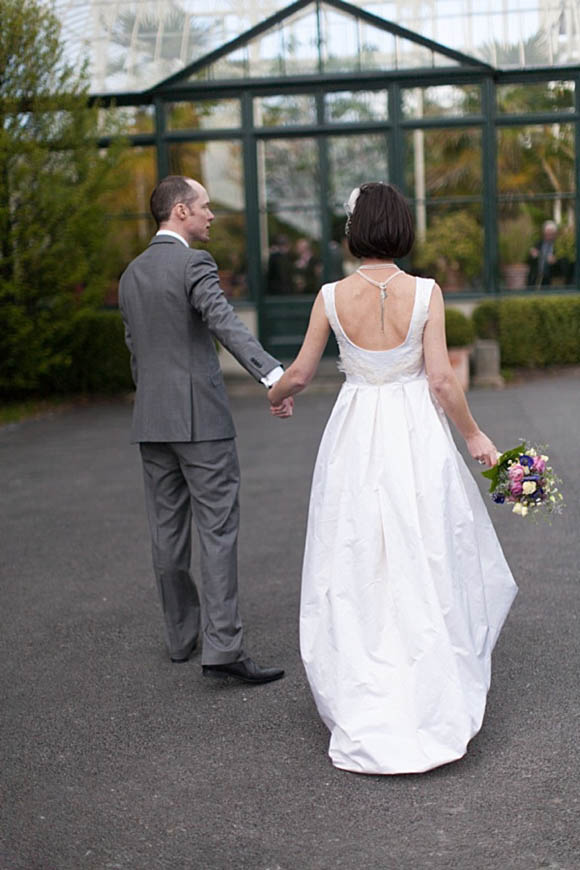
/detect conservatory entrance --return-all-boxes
[99,0,580,357]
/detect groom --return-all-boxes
[119,175,291,684]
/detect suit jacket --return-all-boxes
[119,236,280,443]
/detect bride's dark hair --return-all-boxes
[347,182,414,260]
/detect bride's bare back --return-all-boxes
[334,268,417,352]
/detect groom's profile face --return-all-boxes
[183,180,215,244]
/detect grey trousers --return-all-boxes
[139,439,244,665]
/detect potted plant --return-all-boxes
[414,211,483,292]
[498,212,534,289]
[445,308,475,391]
[554,224,575,284]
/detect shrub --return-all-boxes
[61,310,133,394]
[445,308,475,347]
[0,0,126,400]
[499,296,580,367]
[414,211,483,286]
[472,300,500,340]
[498,212,535,264]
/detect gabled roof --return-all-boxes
[150,0,492,92]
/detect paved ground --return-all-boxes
[1,371,579,870]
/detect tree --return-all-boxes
[0,0,123,396]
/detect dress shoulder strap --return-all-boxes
[412,277,436,331]
[321,282,339,331]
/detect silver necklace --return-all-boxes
[356,267,402,332]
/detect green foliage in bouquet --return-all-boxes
[481,443,526,492]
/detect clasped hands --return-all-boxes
[269,395,294,418]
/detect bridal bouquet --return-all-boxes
[482,442,564,519]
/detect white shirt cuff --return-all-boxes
[261,366,284,388]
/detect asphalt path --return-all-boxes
[1,371,579,870]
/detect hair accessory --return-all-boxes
[343,187,360,236]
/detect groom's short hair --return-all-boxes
[150,176,198,226]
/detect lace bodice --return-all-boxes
[322,278,434,385]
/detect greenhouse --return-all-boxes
[88,0,580,356]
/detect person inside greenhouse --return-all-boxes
[527,220,558,287]
[267,182,518,775]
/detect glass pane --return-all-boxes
[395,35,434,69]
[327,133,389,278]
[258,138,322,295]
[251,27,286,77]
[279,8,320,76]
[411,204,484,293]
[497,81,575,114]
[99,105,155,135]
[498,203,576,290]
[327,133,389,205]
[207,46,249,79]
[106,216,157,304]
[201,7,320,79]
[405,128,482,202]
[402,85,481,119]
[166,99,241,131]
[254,94,317,127]
[102,145,157,217]
[169,141,248,298]
[99,145,157,299]
[325,90,388,124]
[320,6,395,73]
[497,124,575,196]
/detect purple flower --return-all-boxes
[508,465,525,482]
[532,456,546,473]
[519,454,534,467]
[492,493,506,503]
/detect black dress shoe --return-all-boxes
[202,657,284,684]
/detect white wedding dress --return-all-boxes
[300,278,518,775]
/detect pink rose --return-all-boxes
[508,465,525,482]
[532,456,546,473]
[510,480,523,496]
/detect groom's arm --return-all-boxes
[186,250,281,384]
[119,294,138,386]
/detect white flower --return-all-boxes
[513,503,523,515]
[523,481,537,495]
[344,187,361,216]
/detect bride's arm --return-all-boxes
[423,284,498,468]
[268,292,330,405]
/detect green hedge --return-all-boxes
[471,300,500,341]
[62,309,134,393]
[473,296,580,367]
[0,306,133,398]
[445,308,475,347]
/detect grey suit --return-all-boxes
[119,235,280,664]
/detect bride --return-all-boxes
[267,182,517,775]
